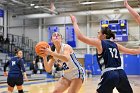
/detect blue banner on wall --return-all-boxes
[0,9,4,17]
[65,25,76,48]
[48,26,58,45]
[100,20,128,42]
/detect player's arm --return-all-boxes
[124,0,140,24]
[117,43,140,54]
[42,56,55,72]
[50,45,71,62]
[20,59,28,81]
[70,14,101,49]
[42,44,71,62]
[3,61,10,76]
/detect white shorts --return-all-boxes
[62,68,85,81]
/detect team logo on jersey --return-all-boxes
[12,61,16,66]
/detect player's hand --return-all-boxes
[40,46,52,57]
[70,14,77,24]
[124,0,128,7]
[23,73,28,81]
[4,72,8,76]
[24,77,28,82]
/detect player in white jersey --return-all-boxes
[40,32,85,93]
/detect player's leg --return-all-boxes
[8,85,14,93]
[52,77,70,93]
[17,86,24,93]
[7,76,15,93]
[67,68,85,93]
[116,70,133,93]
[67,78,83,93]
[16,76,24,93]
[96,70,119,93]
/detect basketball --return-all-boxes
[35,41,49,56]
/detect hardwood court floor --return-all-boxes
[0,76,140,93]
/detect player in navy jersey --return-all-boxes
[3,49,28,93]
[70,14,140,93]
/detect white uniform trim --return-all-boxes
[102,67,122,75]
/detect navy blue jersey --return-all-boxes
[97,40,121,71]
[4,56,26,77]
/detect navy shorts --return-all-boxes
[7,76,23,87]
[97,69,133,93]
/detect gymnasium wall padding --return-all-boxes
[84,54,101,75]
[123,54,140,75]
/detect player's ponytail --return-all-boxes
[101,27,115,39]
[51,44,55,51]
[110,32,115,39]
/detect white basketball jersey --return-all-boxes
[53,43,83,74]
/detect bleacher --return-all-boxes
[0,33,48,84]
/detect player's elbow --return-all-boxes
[77,35,81,40]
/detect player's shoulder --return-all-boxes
[11,56,17,60]
[63,43,72,49]
[63,43,73,52]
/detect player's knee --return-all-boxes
[8,86,14,92]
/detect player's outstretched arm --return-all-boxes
[117,43,140,54]
[124,0,140,24]
[70,14,101,49]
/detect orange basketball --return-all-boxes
[35,41,49,56]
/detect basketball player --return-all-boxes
[124,0,140,24]
[70,14,140,93]
[40,32,85,93]
[3,49,28,93]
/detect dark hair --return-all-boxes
[47,32,62,61]
[47,44,56,61]
[15,49,22,55]
[101,27,115,39]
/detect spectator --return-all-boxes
[86,65,92,78]
[37,59,43,74]
[30,61,37,74]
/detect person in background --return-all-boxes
[86,65,92,78]
[30,60,37,74]
[37,59,43,74]
[4,49,28,93]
